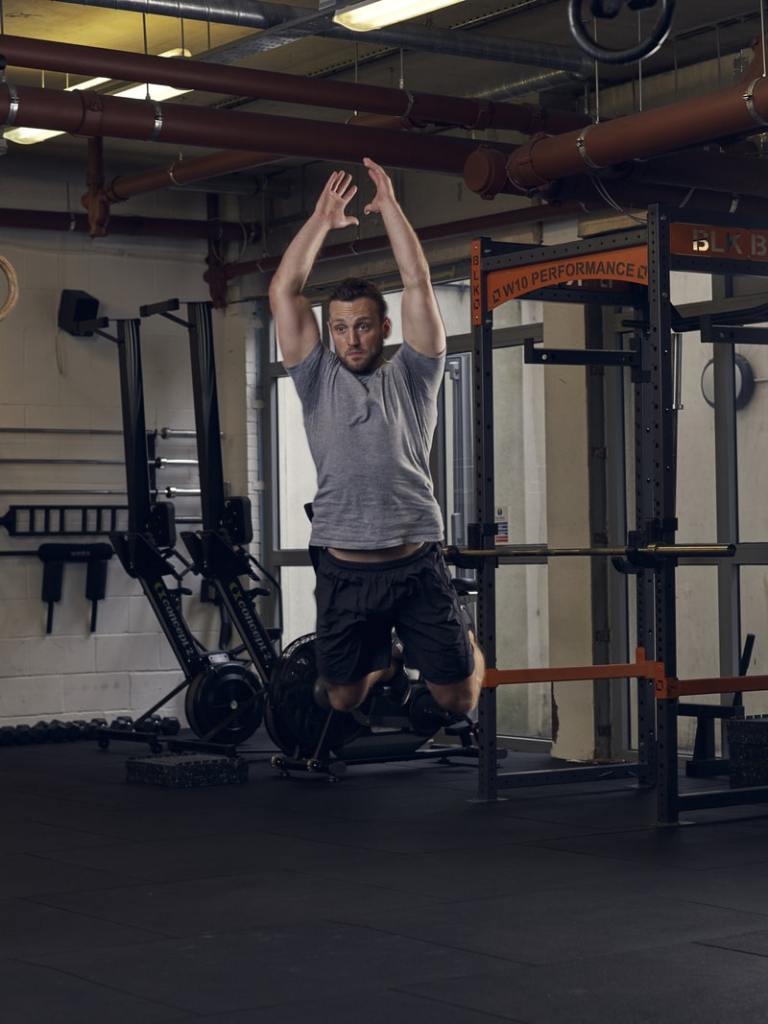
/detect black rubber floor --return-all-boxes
[3,738,768,1023]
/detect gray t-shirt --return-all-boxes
[287,340,446,549]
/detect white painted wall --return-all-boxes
[0,170,251,729]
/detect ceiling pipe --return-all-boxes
[107,149,280,201]
[50,0,593,75]
[632,150,768,201]
[0,205,252,240]
[471,69,580,102]
[100,84,585,218]
[0,34,589,135]
[106,66,589,204]
[464,145,768,203]
[210,201,585,287]
[0,84,505,174]
[548,176,768,219]
[463,74,768,197]
[210,174,768,296]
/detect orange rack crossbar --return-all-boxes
[655,674,768,699]
[483,648,665,688]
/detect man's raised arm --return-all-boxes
[362,158,446,358]
[268,171,359,368]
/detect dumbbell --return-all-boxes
[88,718,108,739]
[160,716,180,736]
[14,724,34,745]
[47,720,74,743]
[0,726,17,746]
[30,721,51,743]
[138,714,164,734]
[110,716,135,732]
[71,720,91,740]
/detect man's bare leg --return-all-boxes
[323,667,392,712]
[425,632,485,716]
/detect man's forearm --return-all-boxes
[270,211,333,295]
[379,201,430,289]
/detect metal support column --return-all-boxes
[473,238,499,801]
[116,319,153,534]
[648,207,680,824]
[711,278,741,720]
[634,314,657,787]
[604,307,631,757]
[188,302,227,532]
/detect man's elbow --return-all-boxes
[401,270,433,291]
[267,276,284,304]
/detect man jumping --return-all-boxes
[268,158,484,716]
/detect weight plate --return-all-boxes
[185,661,264,746]
[266,634,362,758]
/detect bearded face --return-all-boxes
[328,297,391,374]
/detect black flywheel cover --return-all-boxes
[185,662,264,745]
[266,634,362,758]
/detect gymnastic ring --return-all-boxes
[0,254,19,320]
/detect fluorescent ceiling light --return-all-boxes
[4,49,191,146]
[333,0,465,32]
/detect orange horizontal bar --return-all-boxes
[655,674,768,699]
[483,649,665,688]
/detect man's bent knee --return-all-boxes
[426,677,480,715]
[324,681,367,712]
[324,667,388,712]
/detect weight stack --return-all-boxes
[126,753,248,788]
[727,716,768,788]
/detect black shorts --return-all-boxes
[314,543,474,686]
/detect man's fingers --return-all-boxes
[326,169,351,194]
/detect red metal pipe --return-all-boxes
[84,135,110,236]
[214,176,768,287]
[108,149,279,201]
[1,84,504,175]
[465,144,768,202]
[109,118,418,202]
[503,77,768,193]
[0,33,590,135]
[0,206,253,240]
[214,202,584,284]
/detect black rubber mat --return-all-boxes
[24,922,512,1015]
[170,990,529,1023]
[400,941,768,1024]
[3,742,768,1024]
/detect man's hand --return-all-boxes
[315,170,359,230]
[363,157,397,216]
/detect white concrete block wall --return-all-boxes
[0,170,253,728]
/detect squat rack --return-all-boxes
[468,204,768,823]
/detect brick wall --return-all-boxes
[0,176,253,728]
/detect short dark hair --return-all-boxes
[328,278,388,321]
